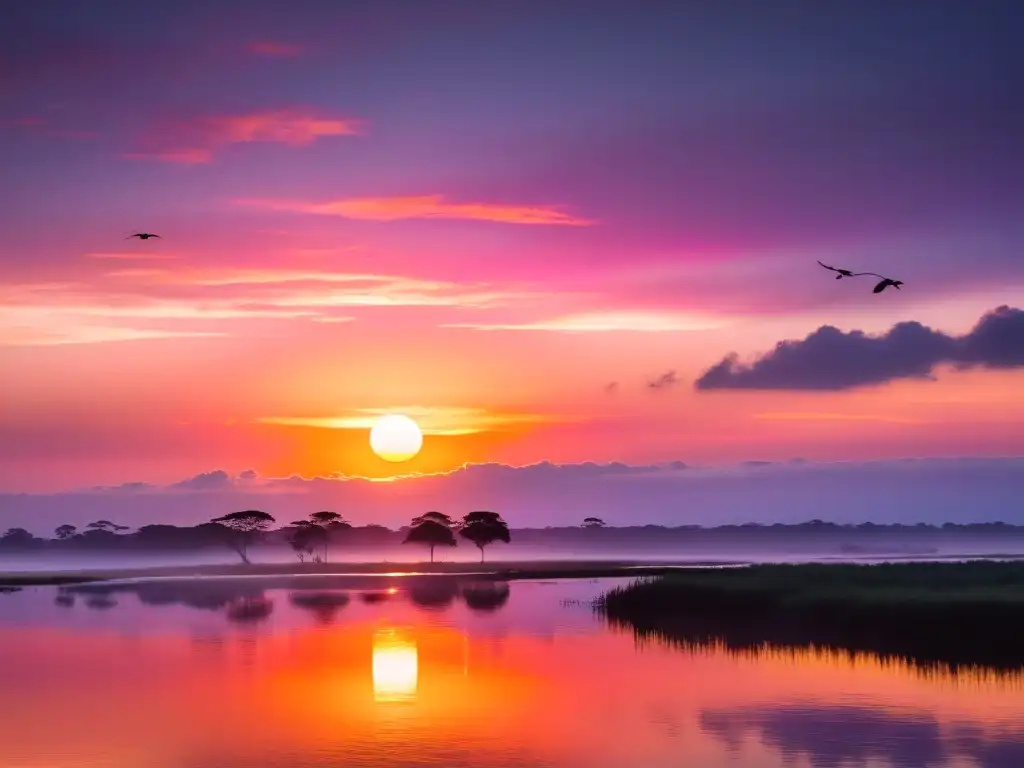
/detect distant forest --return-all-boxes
[2,513,1023,561]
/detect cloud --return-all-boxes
[647,370,679,390]
[246,41,305,58]
[86,252,177,261]
[126,108,362,164]
[170,470,233,492]
[0,268,546,346]
[1,326,224,347]
[4,116,97,142]
[443,310,723,333]
[236,195,593,226]
[696,306,1024,391]
[754,412,925,425]
[257,407,575,436]
[3,457,1023,531]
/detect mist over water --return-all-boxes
[4,536,1024,575]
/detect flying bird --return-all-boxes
[817,260,868,279]
[871,277,904,293]
[127,232,161,240]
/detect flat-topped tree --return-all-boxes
[413,511,455,527]
[54,524,78,540]
[308,511,350,563]
[582,517,606,529]
[458,511,511,562]
[211,510,276,564]
[404,512,457,563]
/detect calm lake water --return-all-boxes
[1,576,1022,768]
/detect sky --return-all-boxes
[1,1,1022,527]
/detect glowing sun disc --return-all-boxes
[369,414,423,462]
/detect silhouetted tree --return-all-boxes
[210,510,276,564]
[458,511,511,562]
[286,520,323,563]
[54,524,78,540]
[414,511,455,527]
[403,514,457,563]
[582,517,606,529]
[308,510,350,562]
[0,528,37,548]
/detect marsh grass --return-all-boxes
[596,562,1024,671]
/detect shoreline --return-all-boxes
[0,559,745,588]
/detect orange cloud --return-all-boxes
[258,406,576,436]
[126,108,363,164]
[236,195,594,226]
[444,310,725,332]
[246,41,306,58]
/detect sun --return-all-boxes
[369,414,423,462]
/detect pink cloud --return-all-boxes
[126,108,363,164]
[85,252,178,261]
[443,310,725,333]
[246,41,306,58]
[237,195,594,226]
[0,267,549,346]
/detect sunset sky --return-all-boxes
[1,1,1021,525]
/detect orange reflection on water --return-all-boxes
[372,628,418,702]
[0,596,1022,768]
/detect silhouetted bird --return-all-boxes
[127,232,161,240]
[817,260,867,280]
[871,277,904,293]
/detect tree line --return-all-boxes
[0,510,512,565]
[214,508,511,564]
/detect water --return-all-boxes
[1,576,1022,767]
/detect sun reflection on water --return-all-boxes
[372,628,418,703]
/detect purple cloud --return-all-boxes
[696,306,1024,391]
[2,458,1023,534]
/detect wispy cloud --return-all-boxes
[126,108,363,164]
[647,370,680,390]
[258,406,575,436]
[246,41,306,58]
[754,412,925,425]
[236,195,594,226]
[444,311,724,333]
[0,268,546,346]
[1,326,223,347]
[85,251,178,261]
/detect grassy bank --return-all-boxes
[0,559,742,588]
[596,561,1024,670]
